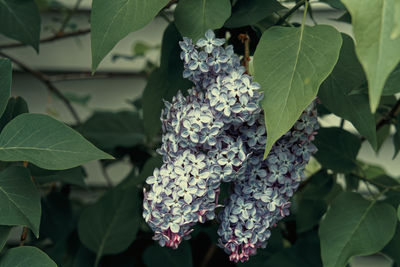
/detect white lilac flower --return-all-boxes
[196,29,225,53]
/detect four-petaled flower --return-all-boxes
[197,29,225,53]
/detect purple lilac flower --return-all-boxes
[143,29,319,263]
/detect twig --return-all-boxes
[376,98,400,131]
[238,34,250,73]
[200,244,217,267]
[48,71,147,82]
[57,0,83,35]
[19,227,29,246]
[0,29,90,50]
[0,51,82,125]
[276,0,306,25]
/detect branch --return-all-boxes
[376,98,400,131]
[19,227,29,246]
[0,51,82,125]
[0,29,90,50]
[238,34,250,74]
[276,0,306,25]
[48,71,147,82]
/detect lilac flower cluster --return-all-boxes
[217,104,318,262]
[143,30,319,262]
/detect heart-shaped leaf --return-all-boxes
[254,25,342,156]
[319,192,397,267]
[174,0,231,42]
[78,185,140,266]
[91,0,169,71]
[342,0,400,111]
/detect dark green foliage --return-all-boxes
[314,127,361,173]
[0,0,400,266]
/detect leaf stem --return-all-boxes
[276,0,306,25]
[302,0,309,26]
[0,51,82,125]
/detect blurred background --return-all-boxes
[0,1,398,266]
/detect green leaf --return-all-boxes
[0,246,57,267]
[264,230,322,267]
[318,34,377,150]
[314,127,361,173]
[382,65,400,95]
[78,185,140,266]
[356,161,386,180]
[341,0,400,112]
[253,25,342,156]
[90,0,169,71]
[302,170,334,200]
[0,113,113,170]
[0,96,28,132]
[224,0,285,28]
[382,225,400,264]
[40,192,76,243]
[0,166,40,237]
[319,192,397,267]
[296,198,326,233]
[377,123,390,151]
[142,23,192,139]
[324,183,343,205]
[33,167,86,188]
[78,111,145,150]
[0,226,11,252]
[320,0,346,9]
[0,0,41,51]
[0,59,12,119]
[73,246,96,267]
[174,0,231,41]
[143,242,193,267]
